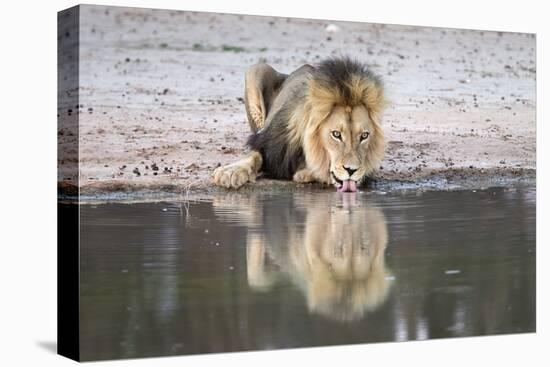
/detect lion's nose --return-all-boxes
[343,166,357,176]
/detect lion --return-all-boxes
[213,57,387,192]
[212,192,392,321]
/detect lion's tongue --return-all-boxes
[337,180,357,193]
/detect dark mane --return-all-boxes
[311,57,383,106]
[246,103,305,179]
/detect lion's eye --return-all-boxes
[360,131,370,141]
[331,130,342,140]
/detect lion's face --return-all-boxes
[318,105,381,192]
[290,193,391,321]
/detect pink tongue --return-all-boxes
[337,180,357,192]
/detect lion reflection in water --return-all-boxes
[213,193,392,321]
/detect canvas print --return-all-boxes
[58,4,536,362]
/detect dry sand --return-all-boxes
[58,5,536,198]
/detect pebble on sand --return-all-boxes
[325,24,341,33]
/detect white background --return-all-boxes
[0,0,547,366]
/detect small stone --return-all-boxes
[325,24,341,33]
[444,270,461,275]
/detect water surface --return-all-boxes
[77,187,536,361]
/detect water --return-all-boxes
[75,187,536,361]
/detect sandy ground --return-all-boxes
[58,5,536,197]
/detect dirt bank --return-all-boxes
[58,5,536,198]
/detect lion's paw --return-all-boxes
[293,169,315,184]
[213,163,256,189]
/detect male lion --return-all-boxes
[213,57,387,192]
[212,192,392,321]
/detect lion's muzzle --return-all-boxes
[332,172,359,192]
[337,180,358,193]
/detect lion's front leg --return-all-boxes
[246,233,277,290]
[293,168,316,183]
[213,151,263,189]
